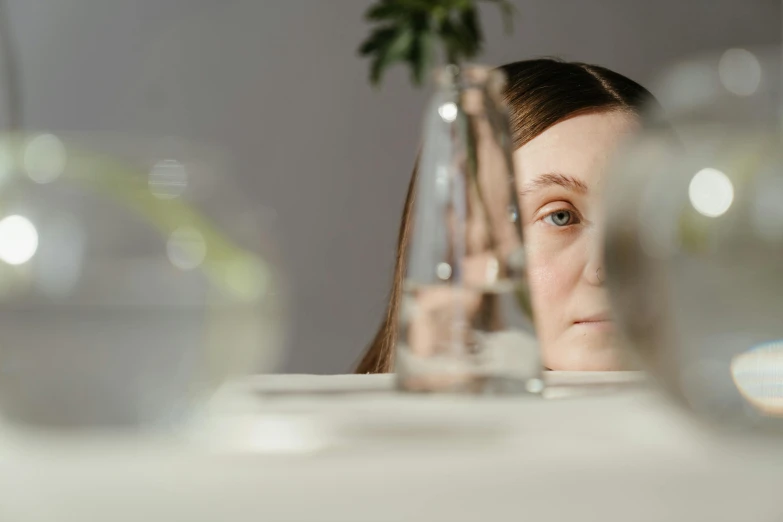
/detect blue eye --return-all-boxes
[543,209,578,227]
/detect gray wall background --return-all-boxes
[6,0,780,373]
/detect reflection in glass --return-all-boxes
[396,66,541,395]
[731,342,783,417]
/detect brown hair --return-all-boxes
[355,58,658,373]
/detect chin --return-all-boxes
[541,331,630,371]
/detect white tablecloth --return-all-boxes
[0,372,781,522]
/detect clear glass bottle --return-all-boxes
[395,65,542,395]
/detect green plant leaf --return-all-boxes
[358,26,397,56]
[409,29,435,86]
[360,0,517,88]
[453,0,474,10]
[440,16,479,61]
[369,26,415,85]
[366,2,404,21]
[460,6,482,44]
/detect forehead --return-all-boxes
[513,111,639,183]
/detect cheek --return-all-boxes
[526,254,565,344]
[524,237,580,305]
[526,254,569,315]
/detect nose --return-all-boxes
[583,227,605,287]
[585,263,605,286]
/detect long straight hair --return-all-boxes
[355,58,658,373]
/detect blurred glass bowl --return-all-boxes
[604,46,783,434]
[0,133,286,431]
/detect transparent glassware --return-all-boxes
[395,65,542,395]
[0,133,286,431]
[604,46,783,433]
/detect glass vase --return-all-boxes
[395,65,542,395]
[0,133,286,433]
[604,46,783,434]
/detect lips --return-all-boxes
[574,312,612,325]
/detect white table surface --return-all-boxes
[0,372,781,522]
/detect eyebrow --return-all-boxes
[518,172,588,196]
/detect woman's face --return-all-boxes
[515,111,638,371]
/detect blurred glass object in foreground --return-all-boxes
[0,133,285,431]
[604,46,783,433]
[396,65,541,395]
